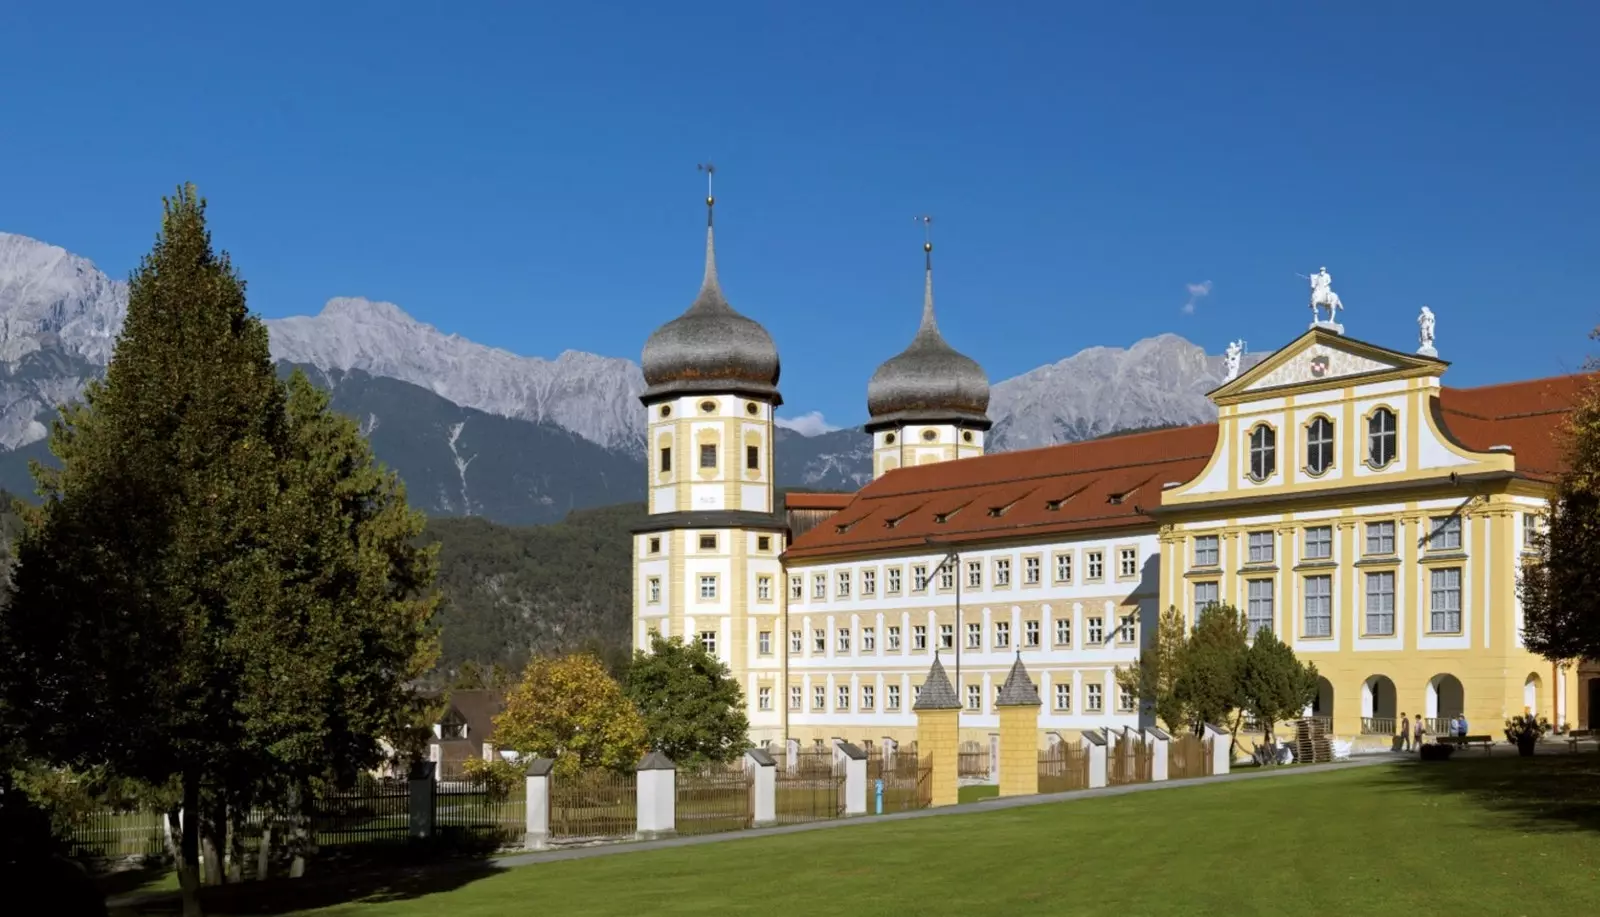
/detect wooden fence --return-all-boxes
[957,741,990,779]
[1168,734,1213,780]
[1107,735,1153,786]
[1038,744,1089,794]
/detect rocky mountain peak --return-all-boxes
[0,232,127,364]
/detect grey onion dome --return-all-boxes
[641,206,782,404]
[865,245,990,431]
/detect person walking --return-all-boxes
[1413,715,1425,750]
[1399,712,1412,752]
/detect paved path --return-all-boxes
[107,754,1400,910]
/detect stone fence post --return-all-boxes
[636,751,676,840]
[1203,722,1232,775]
[1144,728,1169,782]
[523,758,553,850]
[1080,729,1108,789]
[746,749,777,827]
[832,739,868,816]
[407,759,436,840]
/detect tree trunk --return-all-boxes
[200,798,224,886]
[177,771,204,917]
[288,783,308,879]
[226,804,245,883]
[256,823,272,882]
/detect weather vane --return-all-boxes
[915,214,933,252]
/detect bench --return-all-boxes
[1435,735,1493,752]
[1565,729,1594,752]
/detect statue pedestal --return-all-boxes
[1310,320,1344,335]
[1417,344,1438,358]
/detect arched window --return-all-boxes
[1306,417,1334,475]
[1368,408,1397,467]
[1249,425,1276,482]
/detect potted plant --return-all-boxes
[1503,713,1550,756]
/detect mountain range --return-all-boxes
[0,231,1258,525]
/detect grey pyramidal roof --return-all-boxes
[640,205,782,404]
[912,654,962,710]
[995,655,1042,707]
[865,245,990,432]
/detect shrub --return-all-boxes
[1419,743,1455,762]
[461,756,524,801]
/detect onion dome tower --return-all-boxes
[865,218,991,479]
[631,166,787,735]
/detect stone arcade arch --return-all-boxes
[1426,673,1466,730]
[1361,675,1396,733]
[1524,672,1543,716]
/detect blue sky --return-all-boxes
[3,2,1597,431]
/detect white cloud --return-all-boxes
[1182,280,1213,315]
[774,411,838,437]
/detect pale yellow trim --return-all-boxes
[1359,402,1401,470]
[1245,420,1279,484]
[1301,411,1337,478]
[1114,543,1141,581]
[1021,552,1044,587]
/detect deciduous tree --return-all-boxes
[1239,629,1319,746]
[624,634,749,765]
[1115,606,1190,734]
[493,654,647,777]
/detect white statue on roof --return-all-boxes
[1417,305,1437,357]
[1306,266,1344,333]
[1224,340,1244,381]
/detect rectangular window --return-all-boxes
[1054,683,1071,711]
[757,535,771,551]
[1118,614,1136,644]
[888,568,903,594]
[1246,579,1273,638]
[659,446,672,473]
[1119,548,1138,578]
[813,687,825,710]
[862,685,875,711]
[790,575,803,600]
[1523,513,1544,549]
[939,624,954,649]
[699,575,717,600]
[1055,553,1073,583]
[813,573,826,599]
[813,629,825,653]
[966,560,982,589]
[862,570,877,595]
[887,684,901,710]
[995,558,1012,586]
[1025,620,1040,647]
[789,686,801,710]
[1430,567,1462,633]
[1088,617,1104,644]
[913,565,929,591]
[1055,618,1072,647]
[700,630,717,655]
[648,536,661,554]
[1194,535,1219,566]
[1364,571,1395,636]
[1087,684,1103,712]
[995,621,1011,649]
[939,564,954,590]
[1118,685,1135,712]
[758,687,772,711]
[699,534,717,550]
[966,684,981,711]
[758,631,772,655]
[837,628,851,653]
[888,626,902,650]
[837,571,851,598]
[1429,516,1462,551]
[789,630,802,654]
[699,443,717,469]
[746,445,759,471]
[1024,556,1041,584]
[862,627,876,652]
[757,575,772,601]
[913,625,927,650]
[1247,531,1274,564]
[647,576,661,604]
[966,622,982,649]
[1304,526,1332,560]
[1303,575,1332,637]
[1194,581,1220,612]
[1365,521,1395,555]
[1086,551,1104,581]
[837,685,850,711]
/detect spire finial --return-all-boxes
[915,214,937,335]
[698,162,716,226]
[695,163,720,297]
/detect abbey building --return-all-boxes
[631,195,1595,749]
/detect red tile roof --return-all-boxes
[785,492,855,511]
[782,373,1593,561]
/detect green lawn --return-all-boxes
[115,755,1600,916]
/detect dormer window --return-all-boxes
[1248,425,1276,482]
[1367,408,1397,468]
[1306,417,1334,476]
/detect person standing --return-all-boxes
[1399,712,1412,751]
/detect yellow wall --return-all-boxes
[915,707,961,806]
[997,705,1040,796]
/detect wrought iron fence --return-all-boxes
[434,777,525,846]
[773,747,844,823]
[550,768,637,842]
[66,808,168,859]
[675,762,754,836]
[1361,716,1397,735]
[866,747,928,814]
[957,741,989,779]
[313,780,411,846]
[1107,735,1152,786]
[1038,744,1088,794]
[1168,734,1212,779]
